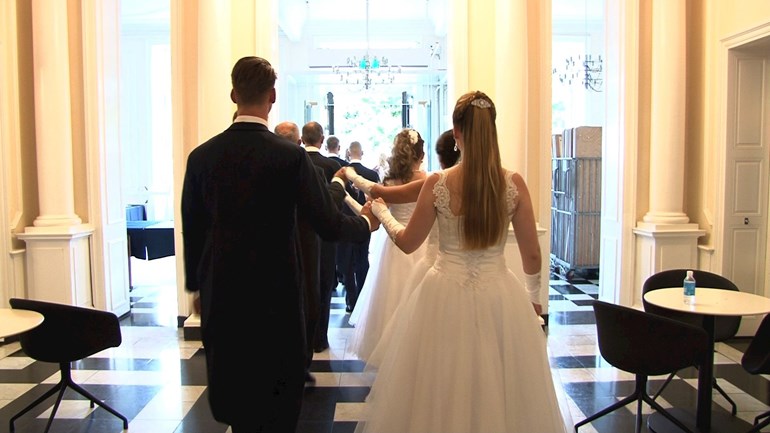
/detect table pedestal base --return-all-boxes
[648,408,751,433]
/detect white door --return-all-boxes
[83,0,131,316]
[723,49,769,335]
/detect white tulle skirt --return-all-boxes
[354,258,573,433]
[348,229,386,326]
[348,229,427,361]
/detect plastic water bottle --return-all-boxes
[683,270,696,305]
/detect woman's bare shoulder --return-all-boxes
[503,169,529,195]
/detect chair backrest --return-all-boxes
[9,298,122,363]
[592,300,709,376]
[126,204,147,221]
[742,313,770,375]
[642,269,741,342]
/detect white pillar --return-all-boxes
[197,0,233,142]
[446,0,469,105]
[495,0,527,175]
[253,0,279,125]
[643,0,688,224]
[19,0,94,306]
[184,0,282,339]
[184,0,234,338]
[29,0,81,227]
[634,0,704,296]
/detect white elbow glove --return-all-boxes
[344,193,363,215]
[523,271,541,304]
[345,167,375,195]
[372,200,404,242]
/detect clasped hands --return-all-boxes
[360,201,379,232]
[361,198,390,233]
[334,167,384,233]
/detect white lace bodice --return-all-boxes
[431,170,519,288]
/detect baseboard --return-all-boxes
[183,314,201,340]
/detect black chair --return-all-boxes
[741,313,770,433]
[642,268,742,415]
[575,300,709,433]
[8,298,129,433]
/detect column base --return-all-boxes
[632,222,706,306]
[16,224,94,306]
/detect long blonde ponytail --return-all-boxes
[452,91,508,250]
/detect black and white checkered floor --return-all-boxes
[1,257,769,433]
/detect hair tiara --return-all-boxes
[470,98,492,109]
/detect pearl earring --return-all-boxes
[453,144,458,152]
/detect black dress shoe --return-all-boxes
[313,343,328,353]
[345,305,354,313]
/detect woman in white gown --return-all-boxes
[356,91,572,433]
[345,130,460,366]
[347,128,429,361]
[348,130,459,278]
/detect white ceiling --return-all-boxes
[276,0,604,85]
[120,0,604,38]
[278,0,445,42]
[278,0,603,41]
[120,0,604,86]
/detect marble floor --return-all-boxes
[0,257,768,433]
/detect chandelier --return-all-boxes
[552,0,603,92]
[332,0,400,90]
[553,54,603,92]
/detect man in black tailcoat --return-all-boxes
[325,135,349,289]
[300,121,342,352]
[326,135,348,167]
[181,56,378,433]
[339,140,380,311]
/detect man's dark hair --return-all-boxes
[231,56,277,105]
[327,136,340,150]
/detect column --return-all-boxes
[643,0,688,225]
[184,0,234,339]
[186,0,285,340]
[252,0,280,125]
[446,0,469,104]
[197,0,233,141]
[495,0,527,175]
[17,0,94,306]
[495,0,549,313]
[634,0,704,295]
[29,0,81,228]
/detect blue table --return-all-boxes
[127,220,174,290]
[127,220,174,260]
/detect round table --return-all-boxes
[644,287,770,317]
[0,308,44,338]
[644,287,770,432]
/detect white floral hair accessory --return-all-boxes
[407,129,419,145]
[470,98,492,109]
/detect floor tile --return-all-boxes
[2,265,768,433]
